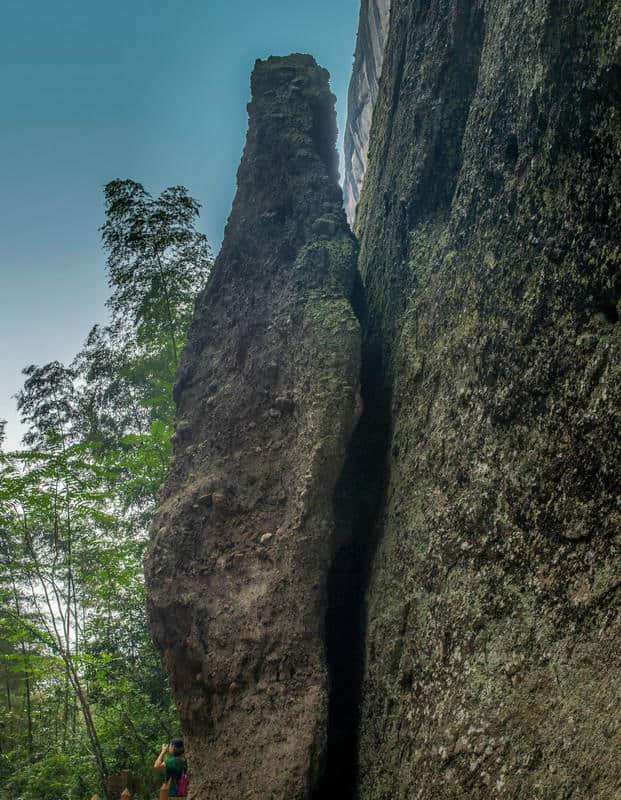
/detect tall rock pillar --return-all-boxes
[145,54,361,800]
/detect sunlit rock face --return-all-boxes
[355,1,621,797]
[144,54,361,800]
[342,0,391,226]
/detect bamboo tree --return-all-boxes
[1,462,111,795]
[0,179,210,800]
[101,179,211,372]
[16,363,80,749]
[0,531,34,763]
[9,578,34,763]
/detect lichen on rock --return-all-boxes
[353,1,621,797]
[144,54,361,800]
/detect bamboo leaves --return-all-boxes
[0,179,209,799]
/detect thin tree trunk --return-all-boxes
[20,512,111,797]
[62,667,70,748]
[24,673,33,761]
[6,569,34,762]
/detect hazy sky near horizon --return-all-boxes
[1,0,360,449]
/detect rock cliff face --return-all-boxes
[147,4,621,798]
[355,1,621,798]
[144,55,361,800]
[342,0,391,225]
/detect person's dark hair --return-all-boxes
[171,738,185,757]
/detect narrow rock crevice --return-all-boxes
[313,288,392,800]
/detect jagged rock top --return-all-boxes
[180,55,343,312]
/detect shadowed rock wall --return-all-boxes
[355,1,621,797]
[144,54,361,800]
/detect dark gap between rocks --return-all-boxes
[313,285,391,800]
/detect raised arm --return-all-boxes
[154,743,168,771]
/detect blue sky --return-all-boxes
[0,0,360,449]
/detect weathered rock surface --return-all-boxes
[342,0,391,226]
[355,1,621,798]
[144,54,361,800]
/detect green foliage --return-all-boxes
[0,179,210,799]
[72,323,151,446]
[6,751,92,800]
[102,179,211,367]
[16,362,77,447]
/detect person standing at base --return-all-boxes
[154,739,188,797]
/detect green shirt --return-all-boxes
[164,755,186,796]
